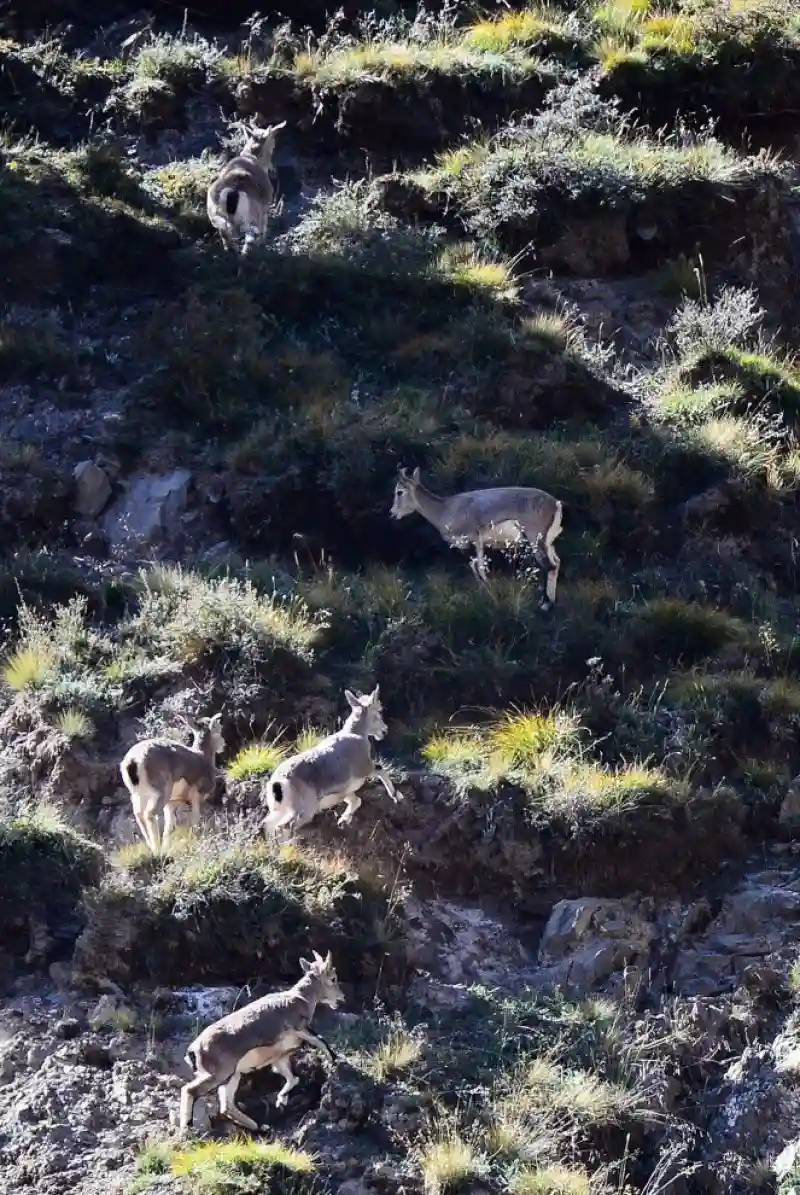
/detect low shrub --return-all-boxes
[0,806,104,962]
[75,833,400,986]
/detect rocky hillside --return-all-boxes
[4,0,800,1192]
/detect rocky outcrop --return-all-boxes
[72,461,112,519]
[101,469,192,547]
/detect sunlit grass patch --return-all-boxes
[132,32,221,84]
[510,1165,592,1195]
[1,807,103,941]
[133,1137,319,1194]
[592,0,652,39]
[656,380,745,425]
[640,12,698,53]
[294,726,327,753]
[422,707,581,793]
[85,827,396,987]
[422,727,487,775]
[170,1137,315,1178]
[111,830,196,873]
[417,1127,485,1195]
[144,157,219,214]
[362,1024,426,1081]
[687,415,779,479]
[707,344,800,421]
[228,737,288,780]
[464,8,577,54]
[416,112,784,248]
[556,762,685,815]
[594,38,649,70]
[435,244,519,302]
[487,709,582,769]
[132,566,321,668]
[520,310,580,352]
[294,39,503,86]
[1,596,116,706]
[54,707,94,741]
[495,1052,650,1134]
[423,705,684,815]
[2,645,56,691]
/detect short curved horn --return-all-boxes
[398,466,410,481]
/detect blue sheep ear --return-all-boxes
[299,957,312,974]
[412,467,421,483]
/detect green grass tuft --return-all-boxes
[228,738,288,781]
[417,1128,484,1195]
[509,1165,592,1195]
[2,645,56,691]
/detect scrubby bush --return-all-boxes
[75,832,400,986]
[0,806,103,962]
[409,76,784,253]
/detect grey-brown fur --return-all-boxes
[179,950,344,1133]
[263,686,400,836]
[389,465,563,610]
[120,713,225,853]
[206,121,286,255]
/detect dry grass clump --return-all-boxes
[487,1052,653,1161]
[129,565,320,669]
[509,1166,593,1195]
[0,568,320,727]
[415,1122,486,1195]
[362,1023,427,1082]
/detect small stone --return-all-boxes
[73,460,112,518]
[26,1043,50,1069]
[54,1017,82,1040]
[14,1100,39,1123]
[46,1125,76,1145]
[48,961,74,988]
[80,1042,113,1069]
[102,468,192,546]
[780,780,800,828]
